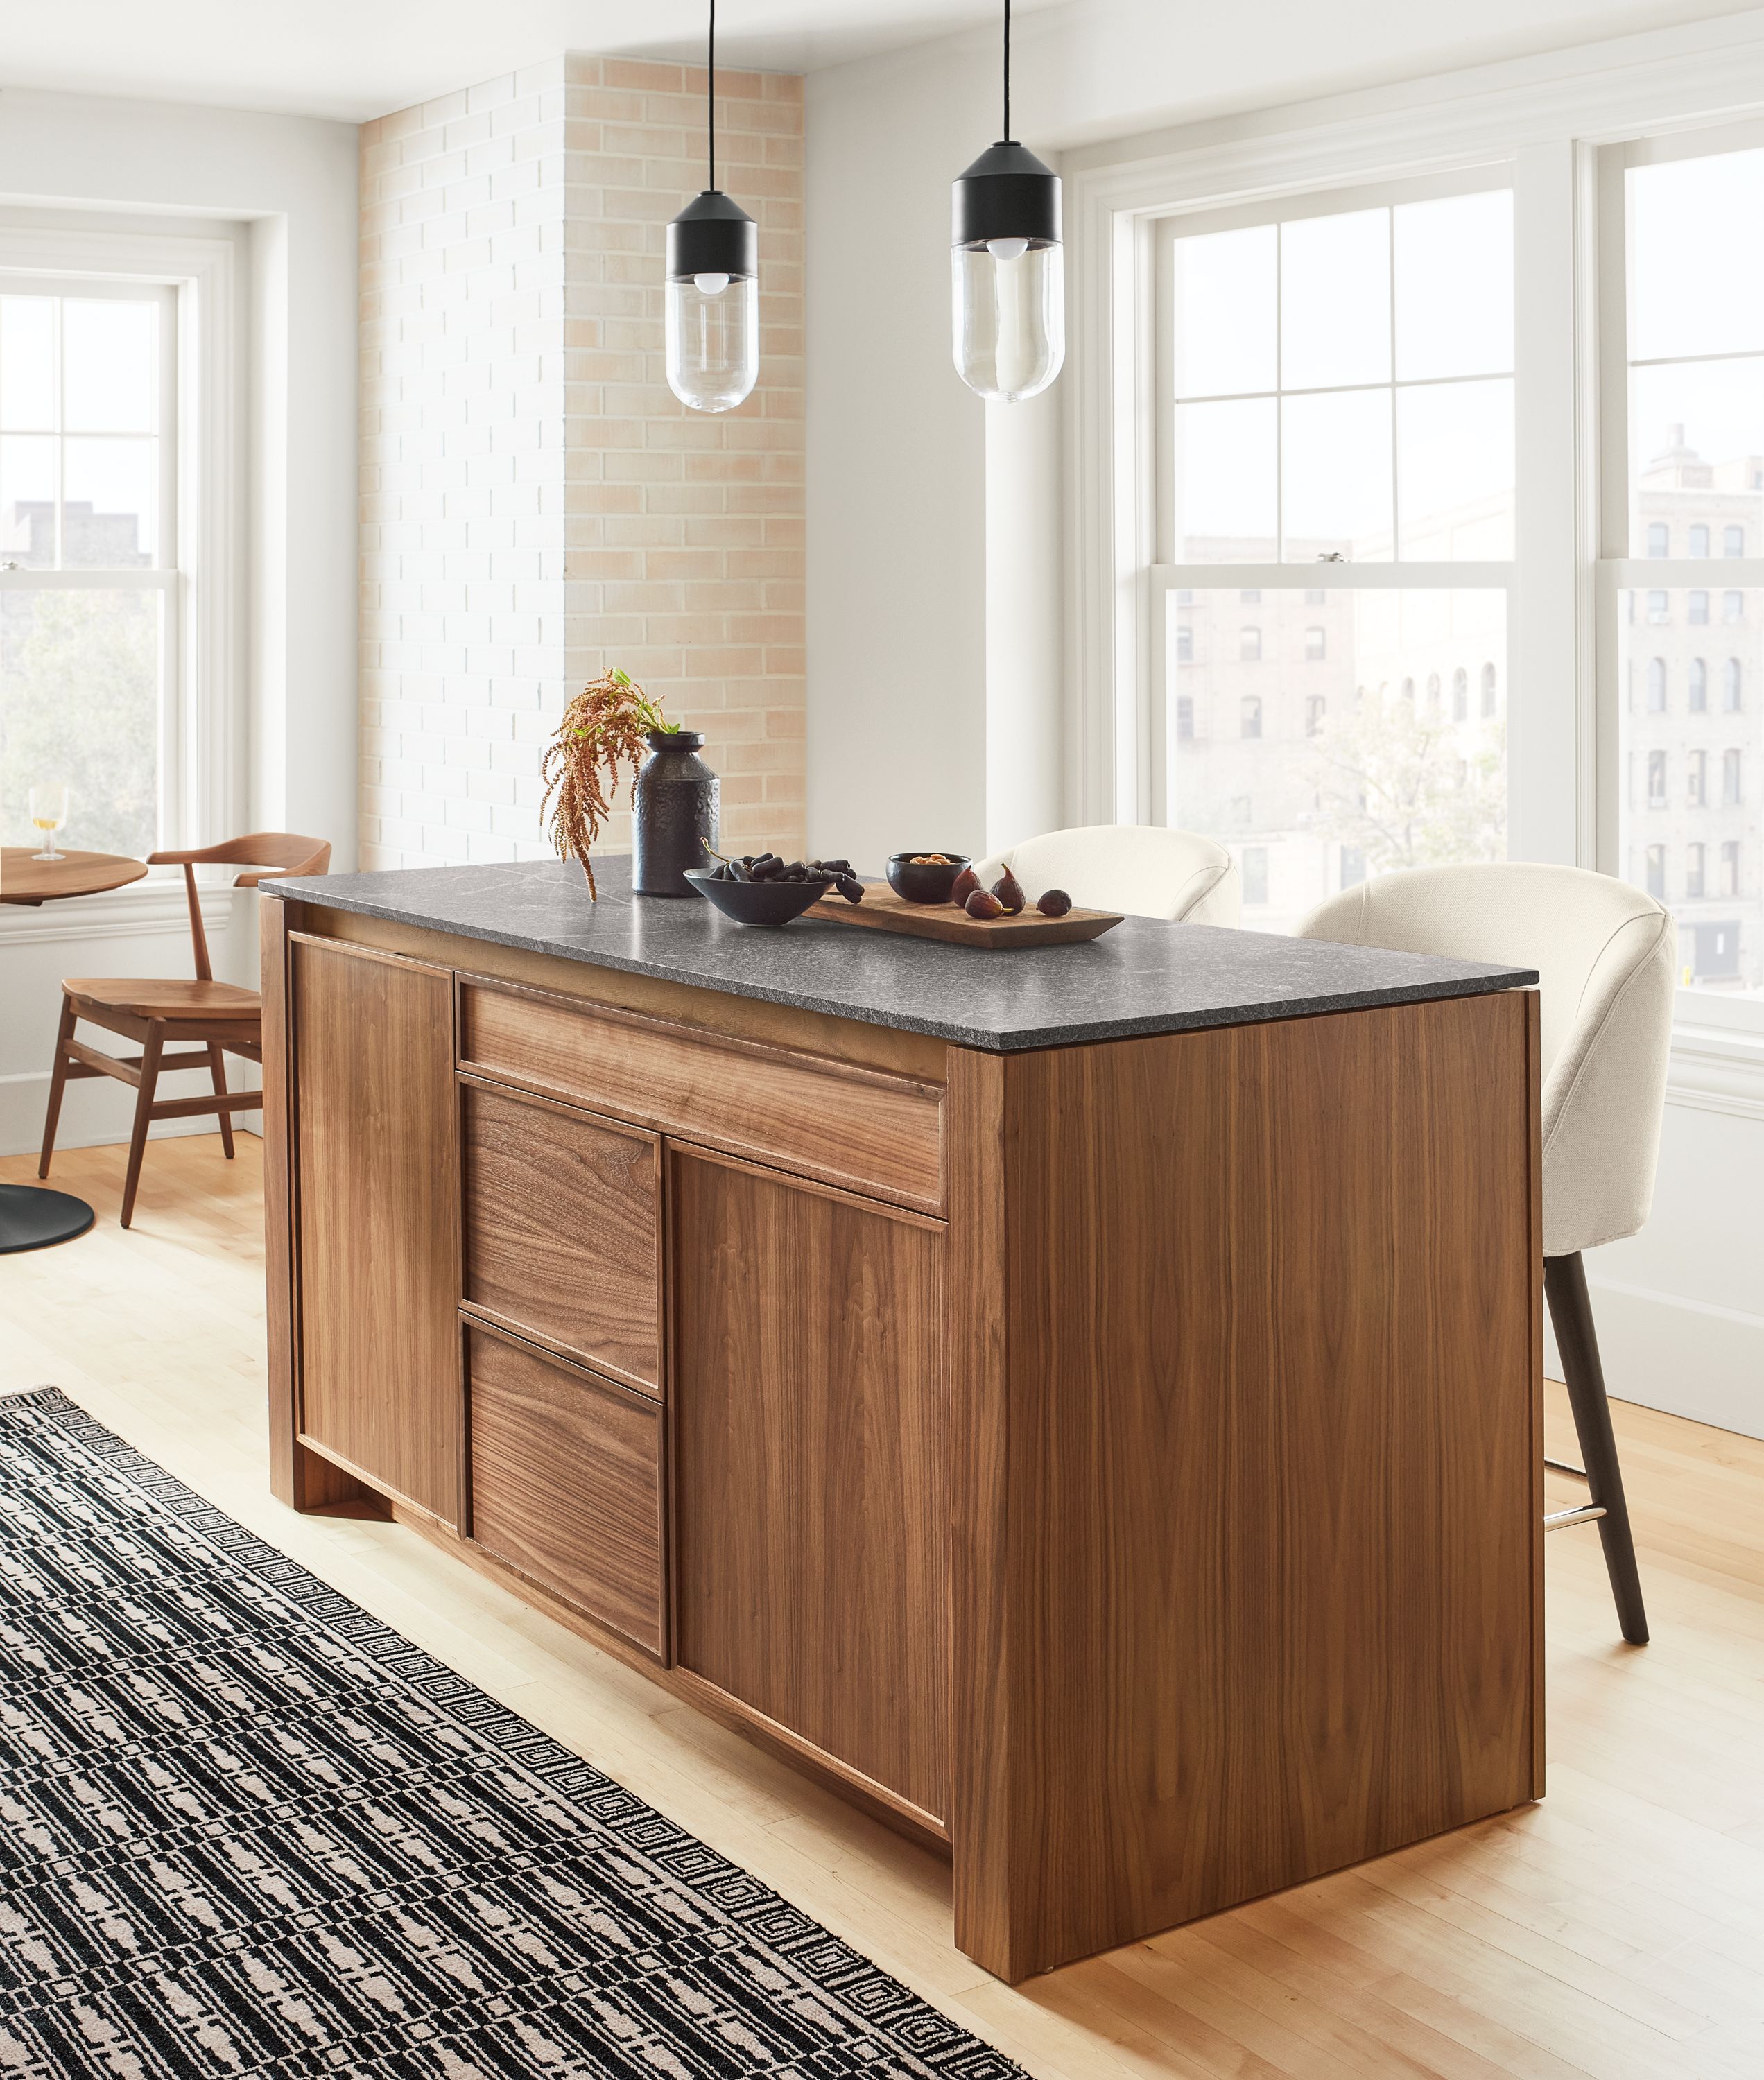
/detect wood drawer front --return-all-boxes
[458,976,944,1214]
[462,1080,660,1394]
[467,1325,666,1658]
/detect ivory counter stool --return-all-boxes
[973,823,1241,923]
[39,834,331,1229]
[1297,863,1676,1644]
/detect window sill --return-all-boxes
[1668,1012,1764,1121]
[0,874,243,948]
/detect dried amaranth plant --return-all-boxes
[541,668,676,898]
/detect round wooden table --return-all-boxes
[1,848,150,1253]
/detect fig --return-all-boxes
[951,865,980,906]
[1037,887,1073,917]
[965,888,1004,919]
[833,874,865,904]
[992,866,1026,915]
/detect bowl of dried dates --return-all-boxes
[885,851,972,905]
[684,854,864,928]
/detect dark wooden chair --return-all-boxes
[39,833,331,1227]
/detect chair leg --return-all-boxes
[120,1027,164,1231]
[1544,1252,1649,1645]
[38,997,77,1179]
[207,1043,236,1160]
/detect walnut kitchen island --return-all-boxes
[261,856,1544,1984]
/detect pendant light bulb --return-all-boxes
[666,0,759,413]
[951,0,1064,403]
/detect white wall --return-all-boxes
[804,3,1764,1437]
[0,87,358,1157]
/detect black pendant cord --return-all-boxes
[708,0,717,192]
[1002,0,1012,143]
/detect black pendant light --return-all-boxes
[666,0,759,412]
[951,0,1064,401]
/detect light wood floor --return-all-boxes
[3,1135,1761,2080]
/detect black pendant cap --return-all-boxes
[667,190,758,281]
[952,140,1061,251]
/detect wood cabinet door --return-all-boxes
[467,1324,666,1658]
[671,1148,949,1824]
[291,935,461,1523]
[460,1079,661,1394]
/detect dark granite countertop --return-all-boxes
[269,856,1537,1053]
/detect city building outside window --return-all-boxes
[1722,840,1741,894]
[1690,658,1709,709]
[1690,748,1708,804]
[1648,749,1668,804]
[1647,522,1669,555]
[1304,625,1326,661]
[1176,625,1193,662]
[1176,695,1195,739]
[1303,587,1326,605]
[1646,843,1667,896]
[1690,523,1710,555]
[1723,589,1745,623]
[1241,695,1263,738]
[1481,661,1498,715]
[1688,842,1706,896]
[1724,747,1743,804]
[1724,523,1746,555]
[1690,589,1709,623]
[1724,657,1743,709]
[1306,694,1326,734]
[1646,589,1669,623]
[1242,845,1270,905]
[1240,588,1261,603]
[1451,666,1469,718]
[1647,657,1668,710]
[1240,626,1261,661]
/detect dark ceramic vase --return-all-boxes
[632,730,719,896]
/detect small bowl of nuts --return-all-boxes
[885,851,971,905]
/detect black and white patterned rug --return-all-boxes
[0,1387,1024,2079]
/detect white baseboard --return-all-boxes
[1547,1276,1764,1441]
[0,1062,263,1161]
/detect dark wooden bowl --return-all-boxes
[885,852,971,905]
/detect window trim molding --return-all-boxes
[0,222,241,857]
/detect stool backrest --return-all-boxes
[1296,862,1677,1254]
[973,824,1240,924]
[147,833,331,982]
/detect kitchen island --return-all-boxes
[261,856,1544,1984]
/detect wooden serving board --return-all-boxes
[807,881,1123,948]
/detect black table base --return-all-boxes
[0,1183,96,1254]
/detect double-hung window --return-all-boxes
[1603,133,1764,996]
[0,281,177,860]
[1152,175,1514,933]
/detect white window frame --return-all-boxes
[0,223,239,861]
[1142,164,1516,836]
[1066,20,1764,1056]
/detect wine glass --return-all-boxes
[28,783,69,863]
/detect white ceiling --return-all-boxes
[0,0,1067,125]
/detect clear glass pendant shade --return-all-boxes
[951,239,1064,403]
[666,270,759,413]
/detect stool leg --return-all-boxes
[207,1043,236,1160]
[39,997,77,1179]
[121,1026,164,1231]
[1545,1252,1649,1645]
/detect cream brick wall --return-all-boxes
[359,55,804,872]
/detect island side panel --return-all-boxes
[947,990,1540,1982]
[263,896,368,1512]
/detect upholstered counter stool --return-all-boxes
[1297,863,1676,1645]
[973,824,1240,923]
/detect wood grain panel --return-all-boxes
[467,1323,665,1658]
[461,1078,660,1394]
[458,974,944,1215]
[949,991,1540,1982]
[263,900,366,1511]
[671,1148,950,1820]
[290,934,462,1524]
